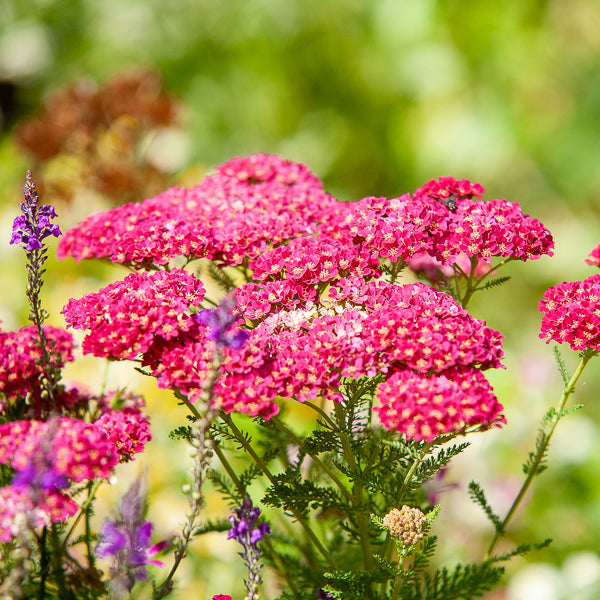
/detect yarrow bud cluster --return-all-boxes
[382,505,427,547]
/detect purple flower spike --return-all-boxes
[96,479,166,594]
[227,495,269,599]
[10,171,61,251]
[195,296,249,350]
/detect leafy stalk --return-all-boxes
[485,348,596,559]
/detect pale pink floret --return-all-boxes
[539,273,600,352]
[62,269,205,359]
[375,367,505,442]
[585,241,600,267]
[0,417,118,482]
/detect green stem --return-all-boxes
[63,480,102,546]
[269,418,353,503]
[485,350,595,559]
[221,412,336,567]
[332,403,373,572]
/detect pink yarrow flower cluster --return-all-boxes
[0,485,77,542]
[62,269,205,359]
[585,240,600,267]
[539,273,600,352]
[58,153,338,269]
[0,418,118,482]
[319,177,553,266]
[203,280,504,424]
[375,367,505,442]
[250,236,380,286]
[0,324,75,399]
[0,417,121,541]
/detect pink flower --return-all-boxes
[249,236,380,285]
[216,152,323,188]
[212,595,233,600]
[0,417,118,483]
[0,486,77,542]
[585,241,600,267]
[374,367,505,442]
[62,269,205,359]
[318,177,553,266]
[0,324,74,399]
[94,407,152,462]
[58,154,338,270]
[539,274,600,352]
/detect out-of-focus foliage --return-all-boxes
[1,0,600,598]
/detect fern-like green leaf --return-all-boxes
[468,481,502,530]
[553,345,570,386]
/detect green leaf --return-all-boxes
[468,481,502,530]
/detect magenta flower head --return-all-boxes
[10,171,61,251]
[195,296,249,350]
[96,479,167,595]
[585,240,600,267]
[539,274,600,352]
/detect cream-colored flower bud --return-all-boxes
[382,505,426,546]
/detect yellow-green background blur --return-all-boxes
[1,1,600,598]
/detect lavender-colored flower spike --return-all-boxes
[194,296,249,350]
[10,171,61,251]
[96,478,167,596]
[228,495,270,600]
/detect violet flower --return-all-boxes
[228,495,270,600]
[10,171,61,251]
[194,296,249,350]
[96,479,167,596]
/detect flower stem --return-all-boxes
[485,349,595,559]
[220,412,336,567]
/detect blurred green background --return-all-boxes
[1,1,600,598]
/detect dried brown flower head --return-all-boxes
[14,68,182,205]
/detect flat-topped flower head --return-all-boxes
[62,269,205,359]
[375,367,505,442]
[0,417,118,483]
[10,171,61,252]
[94,407,152,462]
[249,235,380,285]
[539,273,600,352]
[57,187,214,267]
[585,241,600,267]
[0,324,75,401]
[318,177,554,266]
[216,153,323,188]
[0,486,78,542]
[58,154,338,269]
